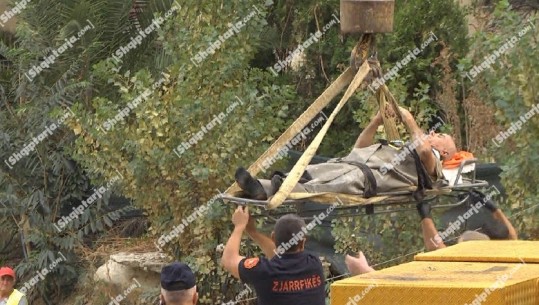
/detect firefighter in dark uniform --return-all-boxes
[221,206,325,305]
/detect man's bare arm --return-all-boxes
[420,218,447,251]
[246,217,276,258]
[221,207,248,279]
[221,226,246,279]
[398,107,436,175]
[483,199,518,240]
[417,202,446,251]
[492,210,518,240]
[355,112,383,148]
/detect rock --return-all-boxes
[109,252,170,273]
[94,252,171,290]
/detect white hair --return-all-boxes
[458,230,490,243]
[161,287,196,305]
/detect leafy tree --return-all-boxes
[257,0,468,155]
[458,0,539,238]
[0,0,169,302]
[2,0,536,303]
[68,0,298,302]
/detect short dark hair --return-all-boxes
[274,214,306,253]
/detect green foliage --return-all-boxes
[459,0,539,238]
[0,0,163,302]
[67,1,298,303]
[332,209,425,270]
[378,0,469,91]
[263,0,469,156]
[1,0,537,303]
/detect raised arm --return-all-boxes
[398,107,436,176]
[417,202,447,251]
[245,216,277,259]
[493,210,518,239]
[355,111,383,148]
[483,198,518,240]
[221,206,248,279]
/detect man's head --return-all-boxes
[0,267,15,296]
[427,131,457,160]
[272,214,307,254]
[160,262,197,305]
[457,230,490,243]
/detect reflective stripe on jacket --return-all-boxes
[6,289,24,305]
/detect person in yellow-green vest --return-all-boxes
[0,267,27,305]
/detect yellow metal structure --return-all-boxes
[414,240,539,264]
[331,261,539,305]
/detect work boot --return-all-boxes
[270,175,283,196]
[235,167,267,200]
[299,170,313,183]
[270,171,286,179]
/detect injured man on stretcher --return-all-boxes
[235,106,458,200]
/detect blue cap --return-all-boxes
[160,262,196,291]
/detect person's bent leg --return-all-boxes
[258,178,307,197]
[235,167,268,200]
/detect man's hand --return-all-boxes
[232,206,249,230]
[345,251,375,275]
[470,191,498,212]
[483,200,498,212]
[398,106,410,116]
[382,105,400,122]
[355,111,384,148]
[416,202,432,220]
[397,106,413,121]
[372,111,383,126]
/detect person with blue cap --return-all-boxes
[160,262,198,305]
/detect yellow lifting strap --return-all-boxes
[377,86,399,141]
[267,61,371,209]
[223,58,407,209]
[224,66,358,196]
[380,83,411,140]
[367,58,405,142]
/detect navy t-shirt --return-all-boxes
[238,251,325,305]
